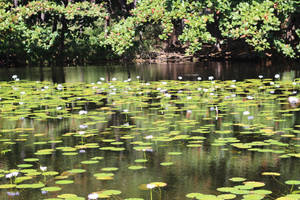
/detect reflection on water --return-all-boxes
[0,61,298,83]
[0,78,299,199]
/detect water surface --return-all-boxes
[0,62,299,200]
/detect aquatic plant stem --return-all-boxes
[271,175,285,187]
[150,189,153,200]
[159,187,162,200]
[290,184,294,193]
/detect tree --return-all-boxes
[0,0,299,66]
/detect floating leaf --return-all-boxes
[160,162,174,166]
[55,180,74,185]
[42,186,61,192]
[262,172,280,176]
[229,177,246,182]
[285,180,300,185]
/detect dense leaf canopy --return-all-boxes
[0,0,299,65]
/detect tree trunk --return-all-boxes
[57,16,67,66]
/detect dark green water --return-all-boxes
[0,61,299,83]
[0,62,299,200]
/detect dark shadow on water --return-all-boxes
[0,60,298,83]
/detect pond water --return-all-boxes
[0,62,299,200]
[0,61,299,83]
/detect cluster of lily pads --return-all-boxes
[0,75,299,199]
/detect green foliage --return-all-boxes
[0,0,299,65]
[219,0,298,57]
[0,0,108,64]
[220,1,280,51]
[105,17,136,55]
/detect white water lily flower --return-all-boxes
[243,111,250,115]
[197,77,202,81]
[5,173,13,179]
[56,106,62,110]
[246,96,254,100]
[248,116,254,120]
[178,76,183,80]
[41,190,48,195]
[12,75,18,79]
[208,76,214,80]
[112,77,117,81]
[147,183,156,189]
[187,96,192,100]
[100,77,105,81]
[88,193,99,199]
[274,74,280,79]
[136,76,140,79]
[165,93,171,98]
[40,166,47,171]
[79,124,88,129]
[79,110,87,115]
[143,148,153,152]
[288,96,299,104]
[57,84,63,90]
[11,171,19,177]
[78,131,85,135]
[258,75,263,79]
[79,149,86,153]
[145,135,153,140]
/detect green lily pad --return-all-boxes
[55,180,74,185]
[285,180,300,185]
[42,186,62,192]
[160,162,174,166]
[229,177,246,182]
[67,169,86,174]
